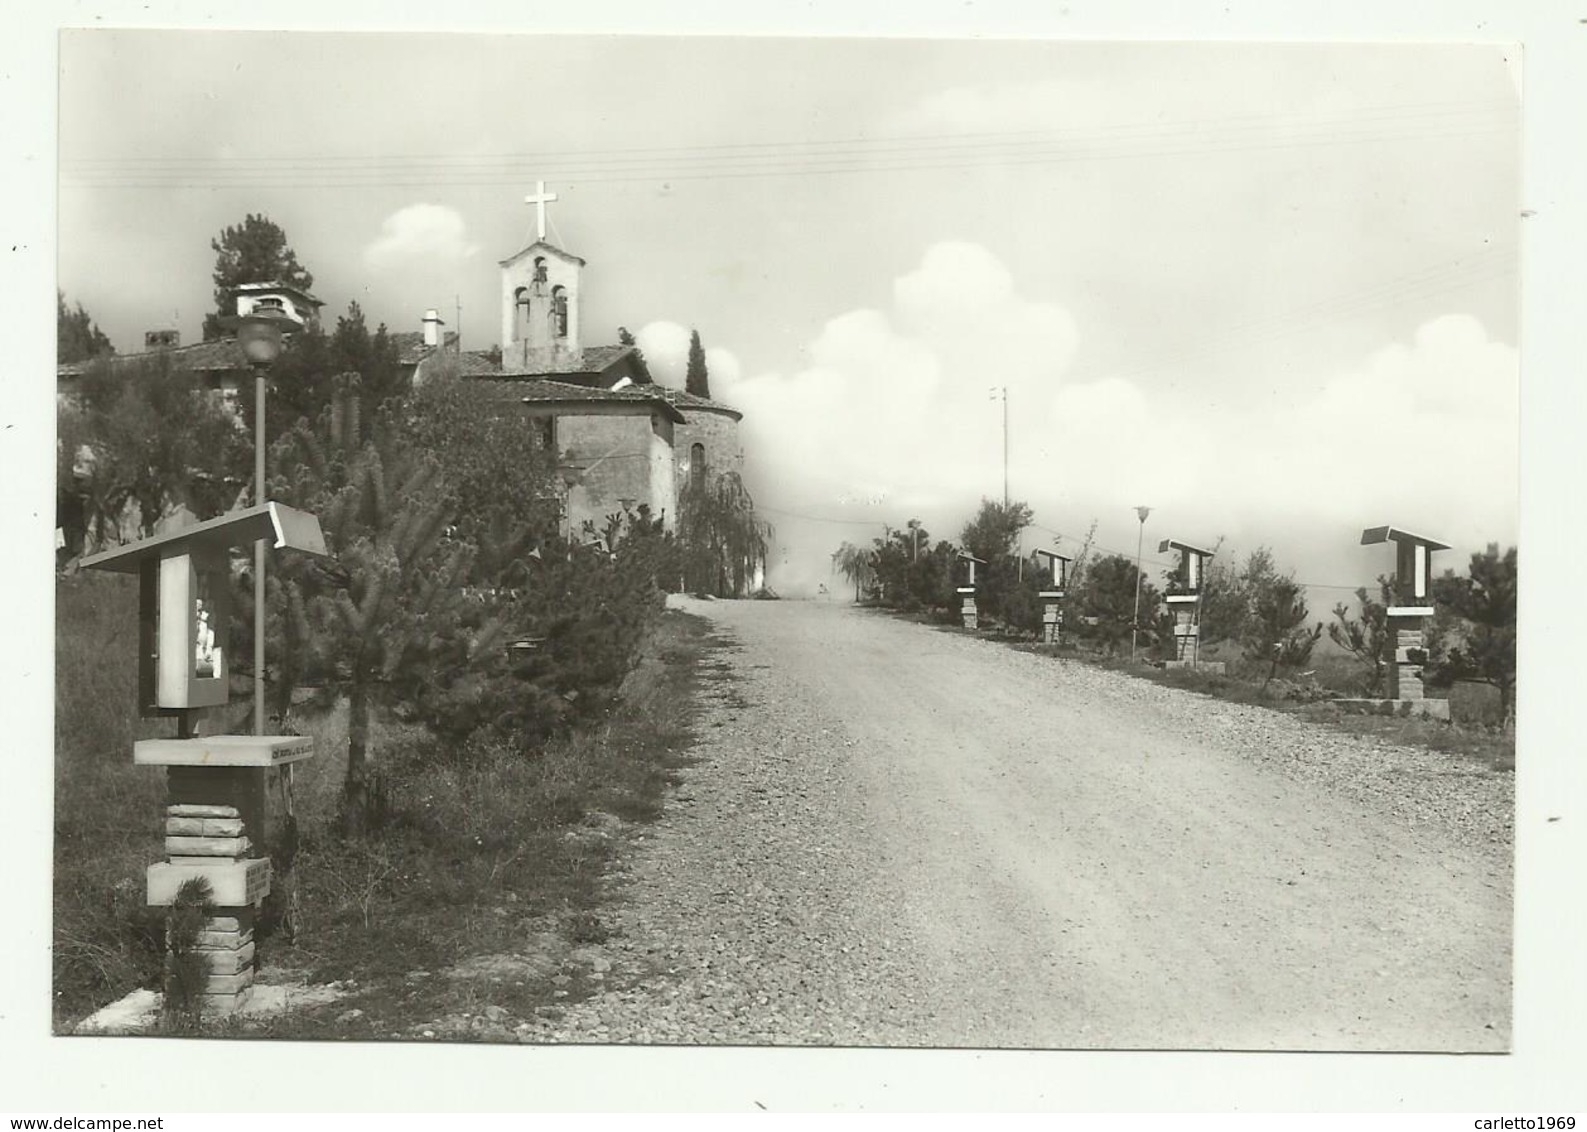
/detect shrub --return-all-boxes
[1328,577,1394,695]
[1241,576,1323,688]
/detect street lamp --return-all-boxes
[989,386,1009,507]
[235,305,301,736]
[1131,504,1152,662]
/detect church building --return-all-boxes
[55,185,746,553]
[406,184,745,541]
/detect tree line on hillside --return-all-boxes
[833,498,1516,723]
[58,213,768,833]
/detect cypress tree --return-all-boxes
[685,328,710,398]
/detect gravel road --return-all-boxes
[518,597,1512,1051]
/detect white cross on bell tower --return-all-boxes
[525,180,558,242]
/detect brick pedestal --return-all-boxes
[1039,591,1063,645]
[958,586,977,630]
[1386,609,1431,702]
[1173,611,1199,662]
[164,907,258,1017]
[149,789,271,1015]
[134,738,311,1018]
[1166,595,1202,664]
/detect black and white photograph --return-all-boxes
[8,1,1584,1115]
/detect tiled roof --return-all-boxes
[57,338,250,379]
[391,330,460,365]
[449,351,507,378]
[473,378,687,423]
[493,344,636,379]
[412,344,641,382]
[498,239,587,269]
[652,385,744,421]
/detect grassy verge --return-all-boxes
[54,569,715,1035]
[249,609,712,1040]
[53,572,168,1027]
[1100,649,1513,771]
[868,601,1514,771]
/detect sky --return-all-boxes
[55,32,1524,604]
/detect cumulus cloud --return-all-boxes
[1268,314,1518,538]
[635,320,691,388]
[634,323,744,395]
[363,203,478,271]
[735,241,1077,518]
[730,242,1085,594]
[731,243,1516,598]
[704,346,742,391]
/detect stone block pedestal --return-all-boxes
[957,586,977,630]
[164,908,259,1017]
[1039,590,1063,645]
[1336,605,1445,721]
[1166,594,1202,664]
[1385,608,1432,701]
[139,736,309,1016]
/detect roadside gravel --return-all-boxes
[1051,662,1513,851]
[516,619,934,1046]
[507,598,1512,1050]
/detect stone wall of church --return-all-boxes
[558,410,677,537]
[674,408,744,488]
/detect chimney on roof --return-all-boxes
[423,309,445,348]
[144,329,180,351]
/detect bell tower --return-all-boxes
[499,182,584,370]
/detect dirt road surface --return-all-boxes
[523,598,1511,1051]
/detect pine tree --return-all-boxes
[1077,554,1159,656]
[1427,544,1517,723]
[242,302,404,452]
[264,385,502,835]
[617,326,654,384]
[685,328,711,398]
[202,213,315,341]
[70,352,248,542]
[1243,575,1322,688]
[1328,576,1395,694]
[960,499,1035,628]
[57,290,113,363]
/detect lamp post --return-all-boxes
[235,307,299,736]
[1131,504,1152,662]
[989,386,1009,507]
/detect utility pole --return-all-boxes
[1131,505,1152,663]
[990,386,1008,507]
[455,294,462,354]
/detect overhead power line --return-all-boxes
[60,99,1515,190]
[66,96,1509,169]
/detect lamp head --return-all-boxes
[233,306,304,367]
